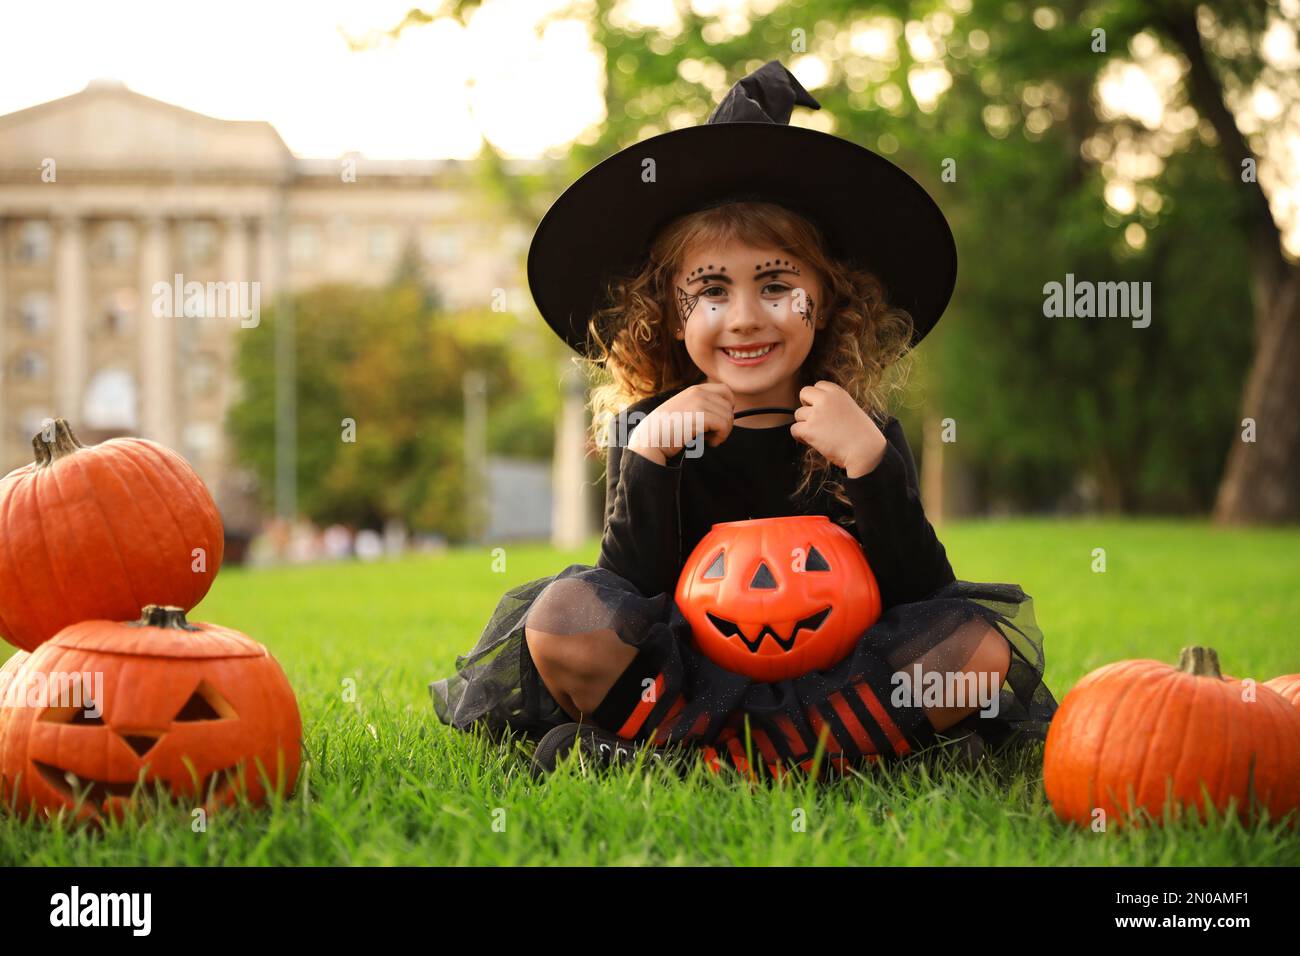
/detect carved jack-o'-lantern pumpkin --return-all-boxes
[675,516,881,681]
[0,649,29,687]
[0,606,301,822]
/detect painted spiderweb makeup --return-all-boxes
[677,263,725,326]
[676,286,701,326]
[677,286,730,324]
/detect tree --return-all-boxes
[388,0,1295,520]
[1144,2,1299,523]
[228,278,530,541]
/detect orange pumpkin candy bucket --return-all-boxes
[675,514,881,682]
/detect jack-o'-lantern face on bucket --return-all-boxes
[0,606,301,823]
[674,516,881,681]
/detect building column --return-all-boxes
[212,215,250,498]
[54,213,88,423]
[138,215,176,446]
[254,208,297,521]
[551,360,592,549]
[254,214,283,300]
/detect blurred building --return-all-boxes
[484,456,553,543]
[0,79,529,541]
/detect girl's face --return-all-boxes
[670,239,825,409]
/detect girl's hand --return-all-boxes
[791,381,887,478]
[627,383,735,465]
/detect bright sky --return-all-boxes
[0,0,607,159]
[1,0,1295,252]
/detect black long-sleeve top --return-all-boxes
[597,385,956,609]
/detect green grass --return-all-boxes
[2,517,1298,865]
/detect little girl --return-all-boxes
[430,60,1057,777]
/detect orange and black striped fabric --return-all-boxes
[614,658,939,782]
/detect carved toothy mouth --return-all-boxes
[705,606,831,653]
[34,761,240,809]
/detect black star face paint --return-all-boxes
[671,243,820,398]
[800,292,815,329]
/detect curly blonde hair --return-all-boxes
[581,199,916,517]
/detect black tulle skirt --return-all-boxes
[430,563,1057,759]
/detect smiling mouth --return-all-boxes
[720,342,779,364]
[705,607,831,653]
[35,761,240,807]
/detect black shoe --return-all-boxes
[530,721,683,776]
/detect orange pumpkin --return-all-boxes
[1264,674,1300,710]
[0,649,31,803]
[0,649,28,680]
[0,419,224,651]
[675,515,880,681]
[0,605,301,822]
[1043,647,1300,829]
[0,649,30,710]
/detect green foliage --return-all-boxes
[228,279,553,539]
[414,0,1273,516]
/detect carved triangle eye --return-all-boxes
[702,550,725,580]
[174,681,236,722]
[805,546,831,572]
[750,561,777,589]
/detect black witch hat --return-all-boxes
[527,59,957,356]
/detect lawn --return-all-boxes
[2,518,1298,865]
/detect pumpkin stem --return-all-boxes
[31,418,86,467]
[130,605,201,632]
[1177,646,1222,679]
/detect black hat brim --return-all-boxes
[527,122,956,356]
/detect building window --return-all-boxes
[181,221,217,265]
[104,288,137,336]
[367,226,395,262]
[17,292,52,334]
[503,223,528,253]
[188,351,219,398]
[182,422,218,466]
[12,351,47,380]
[97,221,136,264]
[15,221,53,264]
[82,368,139,430]
[424,228,462,264]
[17,408,52,442]
[290,223,321,265]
